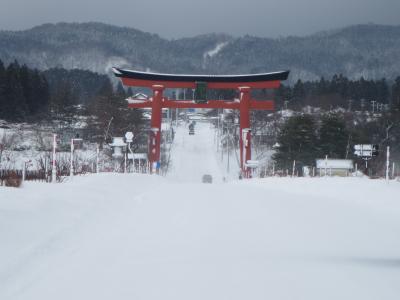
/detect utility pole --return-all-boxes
[371,100,376,113]
[221,122,224,162]
[348,99,353,112]
[216,109,220,152]
[124,152,127,173]
[392,162,395,179]
[52,134,57,183]
[227,125,230,173]
[175,89,179,127]
[96,144,99,174]
[324,155,328,177]
[386,146,390,182]
[284,100,289,110]
[292,160,296,177]
[70,139,74,178]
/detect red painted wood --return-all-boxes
[207,81,281,89]
[149,85,164,173]
[121,76,280,178]
[121,77,281,89]
[127,99,274,110]
[122,78,195,89]
[162,100,240,110]
[239,87,252,178]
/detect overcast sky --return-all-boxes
[1,0,399,38]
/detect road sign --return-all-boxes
[125,131,134,143]
[354,144,379,157]
[372,144,379,156]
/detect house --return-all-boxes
[316,159,353,177]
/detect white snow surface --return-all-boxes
[203,42,228,59]
[1,122,400,300]
[167,122,225,183]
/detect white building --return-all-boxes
[316,159,353,177]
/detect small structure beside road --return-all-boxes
[316,159,353,177]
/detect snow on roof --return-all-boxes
[316,159,353,169]
[126,98,149,104]
[132,93,149,100]
[109,137,126,147]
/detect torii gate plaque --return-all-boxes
[113,68,289,177]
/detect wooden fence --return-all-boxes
[0,167,98,185]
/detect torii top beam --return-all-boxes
[112,68,289,89]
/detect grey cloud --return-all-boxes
[0,0,399,38]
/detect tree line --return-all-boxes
[0,59,143,146]
[273,112,400,176]
[0,60,50,121]
[275,75,400,111]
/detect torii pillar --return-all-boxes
[239,87,252,178]
[149,85,164,173]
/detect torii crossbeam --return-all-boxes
[113,68,289,177]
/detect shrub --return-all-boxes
[4,172,22,188]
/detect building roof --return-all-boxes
[131,93,149,100]
[113,68,290,83]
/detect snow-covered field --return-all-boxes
[1,123,400,300]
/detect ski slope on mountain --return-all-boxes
[1,122,400,300]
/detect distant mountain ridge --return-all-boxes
[1,22,400,82]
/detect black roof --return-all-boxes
[113,68,289,83]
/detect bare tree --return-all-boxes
[0,132,18,166]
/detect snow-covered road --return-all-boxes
[1,122,400,300]
[166,121,225,183]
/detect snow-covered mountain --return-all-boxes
[1,22,400,82]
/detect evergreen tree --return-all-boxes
[319,114,349,158]
[0,60,5,119]
[273,115,318,172]
[376,78,389,104]
[30,71,50,117]
[292,79,305,103]
[19,65,33,114]
[3,62,28,121]
[126,87,133,96]
[392,77,400,110]
[50,79,78,124]
[115,82,126,98]
[0,60,51,121]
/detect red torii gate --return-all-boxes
[113,68,289,177]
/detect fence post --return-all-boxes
[292,160,296,177]
[52,134,57,183]
[22,164,26,182]
[386,146,390,182]
[96,144,100,174]
[392,162,395,179]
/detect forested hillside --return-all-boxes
[1,22,400,82]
